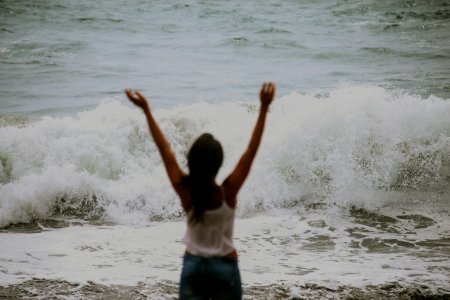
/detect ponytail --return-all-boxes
[185,133,223,223]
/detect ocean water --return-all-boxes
[1,0,450,299]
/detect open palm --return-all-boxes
[125,89,149,110]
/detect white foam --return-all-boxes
[0,213,448,289]
[0,86,449,227]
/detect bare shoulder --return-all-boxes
[222,180,237,209]
[173,182,192,212]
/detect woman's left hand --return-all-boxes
[125,89,149,110]
[259,82,276,108]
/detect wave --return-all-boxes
[0,85,449,227]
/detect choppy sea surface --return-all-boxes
[1,0,449,299]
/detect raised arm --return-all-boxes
[223,82,276,206]
[125,89,186,197]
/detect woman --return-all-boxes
[125,82,276,300]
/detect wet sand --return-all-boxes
[1,278,449,299]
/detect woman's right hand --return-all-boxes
[259,82,276,108]
[125,89,149,110]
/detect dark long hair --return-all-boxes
[184,133,223,223]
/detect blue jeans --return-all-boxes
[179,254,242,300]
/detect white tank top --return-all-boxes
[183,188,236,257]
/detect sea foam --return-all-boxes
[1,85,449,227]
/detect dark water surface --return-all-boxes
[1,0,449,115]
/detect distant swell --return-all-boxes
[0,85,449,227]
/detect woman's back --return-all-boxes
[184,186,236,257]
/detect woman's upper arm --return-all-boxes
[160,150,192,211]
[224,107,269,200]
[223,150,254,200]
[173,182,191,212]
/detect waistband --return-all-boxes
[184,251,238,262]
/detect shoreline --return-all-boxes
[1,278,449,300]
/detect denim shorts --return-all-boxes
[179,253,242,300]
